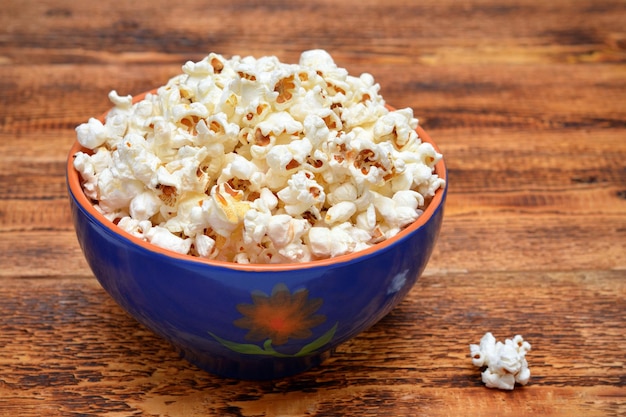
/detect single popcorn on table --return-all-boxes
[73,49,445,263]
[469,332,532,390]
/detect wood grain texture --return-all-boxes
[1,0,625,415]
[0,273,624,416]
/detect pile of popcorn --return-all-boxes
[470,332,532,390]
[73,50,445,263]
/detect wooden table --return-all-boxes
[1,0,625,415]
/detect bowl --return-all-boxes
[66,92,447,380]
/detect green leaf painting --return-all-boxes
[209,322,338,358]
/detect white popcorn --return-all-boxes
[324,201,357,224]
[373,108,418,148]
[308,223,371,258]
[96,168,145,212]
[76,118,107,149]
[74,50,444,263]
[116,133,161,185]
[266,214,309,249]
[144,226,193,255]
[257,111,303,137]
[372,191,419,231]
[129,190,162,221]
[117,217,152,239]
[73,149,112,199]
[194,233,216,258]
[355,203,378,236]
[265,137,313,173]
[243,208,271,245]
[276,170,325,217]
[218,153,261,184]
[203,183,251,237]
[162,193,207,236]
[108,90,133,109]
[303,114,331,147]
[470,333,532,390]
[327,182,358,205]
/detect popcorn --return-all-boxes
[308,224,361,258]
[194,233,216,258]
[324,201,357,224]
[204,183,251,237]
[144,226,192,255]
[276,170,325,217]
[117,217,152,239]
[76,117,107,149]
[108,90,133,109]
[266,214,309,250]
[129,190,162,221]
[470,333,532,390]
[74,50,444,263]
[96,167,144,212]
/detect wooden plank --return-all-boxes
[0,271,622,416]
[0,199,72,232]
[2,61,625,131]
[1,0,625,414]
[1,0,625,61]
[1,206,625,276]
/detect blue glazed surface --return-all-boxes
[68,178,446,380]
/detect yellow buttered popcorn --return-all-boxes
[74,50,444,263]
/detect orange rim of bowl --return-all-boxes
[67,91,447,271]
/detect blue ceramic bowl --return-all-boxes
[67,97,447,380]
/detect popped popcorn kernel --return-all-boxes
[470,332,532,390]
[74,50,444,263]
[274,75,296,104]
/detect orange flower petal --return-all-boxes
[233,284,326,346]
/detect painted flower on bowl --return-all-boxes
[235,283,326,345]
[209,283,338,358]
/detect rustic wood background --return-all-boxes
[1,0,625,415]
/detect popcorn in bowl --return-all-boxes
[73,50,445,264]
